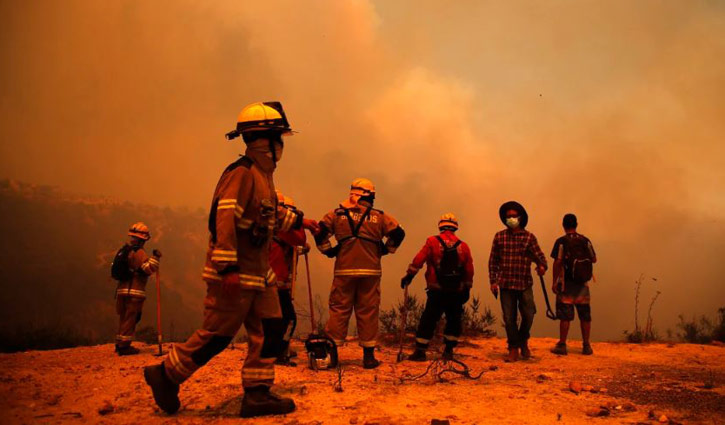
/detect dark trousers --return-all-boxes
[500,287,536,349]
[415,289,466,349]
[278,289,297,342]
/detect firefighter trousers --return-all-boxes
[116,295,144,348]
[324,275,380,348]
[278,288,297,342]
[163,283,284,388]
[415,290,465,349]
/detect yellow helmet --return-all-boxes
[225,101,294,140]
[438,213,459,230]
[350,178,375,197]
[128,222,151,240]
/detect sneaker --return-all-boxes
[504,348,519,363]
[520,344,531,360]
[407,349,427,362]
[550,342,568,356]
[582,343,593,355]
[240,386,295,418]
[143,363,180,414]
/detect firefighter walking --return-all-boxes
[401,213,474,361]
[314,178,405,369]
[144,101,306,417]
[113,222,161,356]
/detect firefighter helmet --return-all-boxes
[350,178,375,197]
[438,213,459,230]
[225,101,294,140]
[128,222,151,240]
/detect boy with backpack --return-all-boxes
[401,213,474,361]
[550,213,597,355]
[111,222,161,356]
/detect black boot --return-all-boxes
[116,345,140,356]
[240,386,295,418]
[143,363,180,414]
[442,346,454,361]
[275,341,297,366]
[362,347,380,369]
[407,348,427,362]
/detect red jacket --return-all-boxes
[406,230,474,290]
[270,227,306,289]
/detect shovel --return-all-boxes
[396,285,409,362]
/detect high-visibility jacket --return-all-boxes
[316,203,404,277]
[116,247,160,298]
[406,230,474,291]
[270,227,306,290]
[202,152,302,290]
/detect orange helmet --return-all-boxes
[438,213,459,230]
[128,222,151,240]
[350,178,375,197]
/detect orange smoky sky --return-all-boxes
[1,1,724,339]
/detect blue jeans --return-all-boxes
[499,287,536,349]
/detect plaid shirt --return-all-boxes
[488,229,547,290]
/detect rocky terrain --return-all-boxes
[0,337,723,424]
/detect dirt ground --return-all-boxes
[0,337,723,425]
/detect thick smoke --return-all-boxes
[1,1,724,339]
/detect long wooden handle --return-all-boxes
[304,252,315,333]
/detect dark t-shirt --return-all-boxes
[551,233,596,304]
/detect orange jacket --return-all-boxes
[316,203,404,277]
[202,153,302,291]
[116,247,160,298]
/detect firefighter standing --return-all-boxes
[315,178,405,369]
[114,222,161,356]
[270,192,316,365]
[401,214,474,361]
[144,102,307,418]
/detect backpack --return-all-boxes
[434,236,464,291]
[111,244,135,282]
[562,234,593,284]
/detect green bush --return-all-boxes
[677,307,725,344]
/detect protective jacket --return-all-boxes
[406,230,474,291]
[316,203,404,277]
[270,227,306,290]
[116,247,160,298]
[202,152,302,290]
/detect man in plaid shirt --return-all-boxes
[488,201,547,362]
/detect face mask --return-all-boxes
[273,142,283,162]
[358,193,375,207]
[506,217,519,229]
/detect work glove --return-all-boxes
[400,274,414,289]
[152,249,162,258]
[303,218,321,235]
[536,264,547,276]
[490,283,499,299]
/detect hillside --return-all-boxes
[0,337,722,424]
[0,179,209,351]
